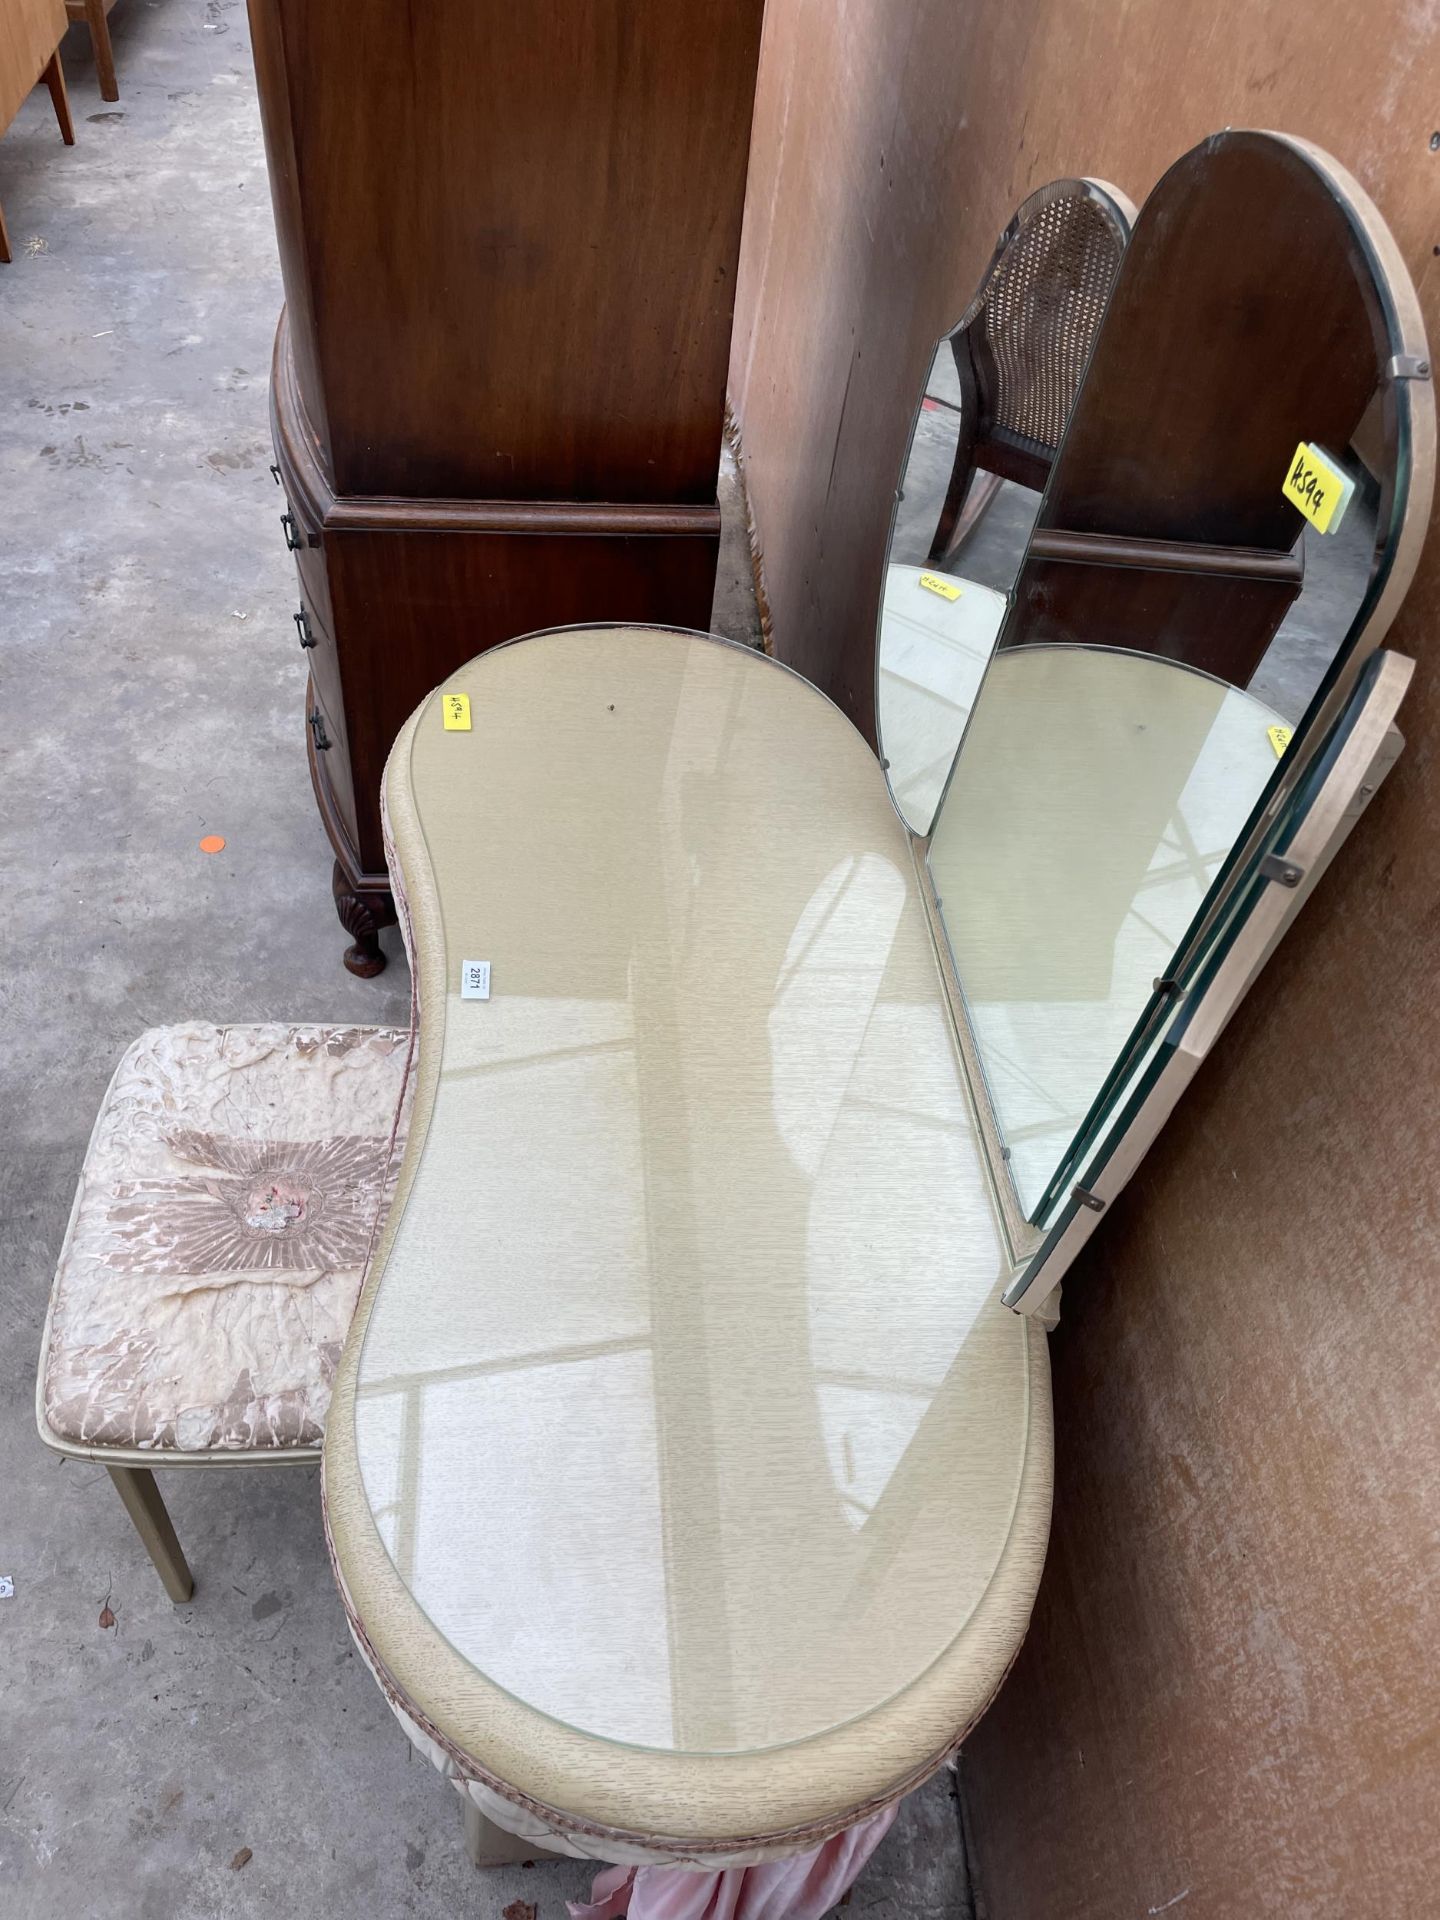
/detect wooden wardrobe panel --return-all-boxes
[246,0,331,468]
[251,2,759,971]
[268,0,763,504]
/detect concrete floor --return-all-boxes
[0,4,968,1916]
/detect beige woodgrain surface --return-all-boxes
[730,5,1440,1912]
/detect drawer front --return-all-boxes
[294,534,331,630]
[294,585,345,753]
[279,490,333,629]
[305,672,360,858]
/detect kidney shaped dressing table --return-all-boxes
[325,130,1433,1874]
[328,624,1052,1861]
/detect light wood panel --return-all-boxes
[0,0,64,129]
[731,4,1440,1914]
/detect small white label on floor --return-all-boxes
[460,960,491,1001]
[0,1576,13,1599]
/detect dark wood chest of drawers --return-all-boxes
[249,0,763,971]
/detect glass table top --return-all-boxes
[353,628,1036,1756]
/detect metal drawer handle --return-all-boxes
[281,510,301,552]
[308,708,331,752]
[294,607,316,649]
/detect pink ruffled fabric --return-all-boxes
[566,1805,899,1920]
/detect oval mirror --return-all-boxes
[887,133,1432,1236]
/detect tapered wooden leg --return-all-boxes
[44,50,75,145]
[106,1466,195,1602]
[462,1796,567,1868]
[84,0,118,103]
[0,197,11,266]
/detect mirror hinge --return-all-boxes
[1387,353,1431,381]
[1072,1185,1106,1213]
[1259,852,1305,887]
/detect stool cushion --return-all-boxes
[41,1024,410,1455]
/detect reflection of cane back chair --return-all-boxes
[928,179,1134,567]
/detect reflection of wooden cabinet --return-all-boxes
[249,0,764,973]
[0,0,73,262]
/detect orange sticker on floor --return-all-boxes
[199,836,226,854]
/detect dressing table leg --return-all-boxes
[461,1796,569,1868]
[106,1466,195,1603]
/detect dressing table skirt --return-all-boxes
[340,1587,902,1920]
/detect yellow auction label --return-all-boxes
[441,693,472,731]
[1267,724,1292,759]
[919,572,962,601]
[1282,442,1354,535]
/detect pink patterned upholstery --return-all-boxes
[42,1023,410,1453]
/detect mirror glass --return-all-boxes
[927,647,1285,1214]
[881,135,1415,1225]
[878,336,1034,834]
[1002,643,1410,1318]
[877,179,1134,835]
[924,443,1389,1220]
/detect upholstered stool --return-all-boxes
[36,1022,410,1599]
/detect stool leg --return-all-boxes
[106,1466,195,1602]
[462,1796,567,1868]
[0,196,11,265]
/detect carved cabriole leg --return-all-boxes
[332,860,396,979]
[106,1466,195,1603]
[461,1796,569,1868]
